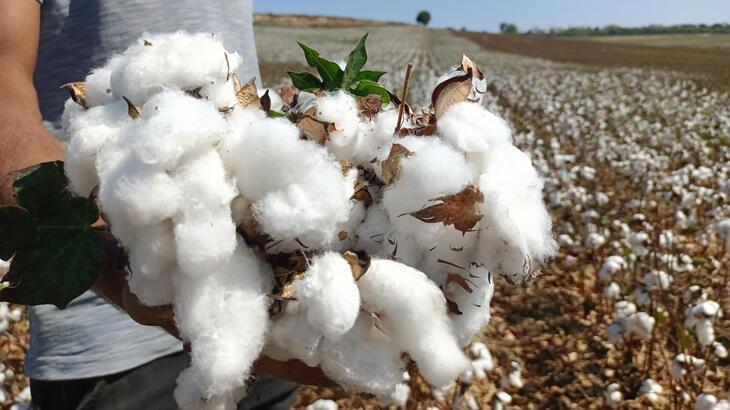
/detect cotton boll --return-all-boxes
[126,222,177,306]
[319,313,405,397]
[294,252,360,341]
[313,91,365,161]
[358,259,470,387]
[264,309,322,367]
[358,108,399,166]
[64,100,131,196]
[352,204,391,257]
[110,32,240,105]
[437,102,512,169]
[475,145,556,284]
[129,89,226,170]
[328,200,366,253]
[382,136,476,253]
[173,152,238,277]
[58,99,86,144]
[110,162,183,226]
[226,116,354,249]
[200,80,239,109]
[446,263,495,346]
[174,241,271,405]
[84,56,122,107]
[305,400,339,410]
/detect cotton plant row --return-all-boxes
[471,47,730,406]
[0,32,558,409]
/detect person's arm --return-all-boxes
[0,0,63,206]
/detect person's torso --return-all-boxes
[28,0,260,380]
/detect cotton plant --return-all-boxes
[0,32,556,409]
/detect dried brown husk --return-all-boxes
[381,143,412,185]
[410,185,484,232]
[298,107,336,143]
[123,96,142,119]
[60,82,88,109]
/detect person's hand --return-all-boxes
[91,229,336,387]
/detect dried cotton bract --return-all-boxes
[59,32,555,408]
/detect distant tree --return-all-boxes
[416,10,431,26]
[499,22,518,34]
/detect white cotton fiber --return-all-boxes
[475,145,556,283]
[128,89,226,170]
[224,115,354,249]
[313,91,366,161]
[264,309,322,367]
[64,100,131,196]
[382,136,476,252]
[57,32,559,405]
[126,222,177,306]
[352,204,391,257]
[172,151,238,276]
[295,252,360,340]
[320,313,405,396]
[358,259,470,387]
[174,241,271,404]
[84,56,122,107]
[110,31,240,105]
[437,102,512,169]
[446,263,495,346]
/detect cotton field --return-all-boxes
[1,23,728,409]
[257,25,729,409]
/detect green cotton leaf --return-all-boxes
[355,70,387,83]
[297,42,343,90]
[288,71,324,93]
[342,33,369,88]
[12,161,71,216]
[267,110,287,119]
[349,80,391,105]
[0,207,36,260]
[0,162,103,309]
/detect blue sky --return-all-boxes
[254,1,730,32]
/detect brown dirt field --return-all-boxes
[454,32,730,88]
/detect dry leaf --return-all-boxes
[460,55,485,81]
[236,77,261,109]
[343,251,370,281]
[123,96,142,119]
[358,94,382,119]
[340,161,354,175]
[352,181,373,207]
[298,107,335,143]
[381,144,412,185]
[338,231,348,241]
[60,82,88,109]
[277,84,298,107]
[410,185,484,232]
[446,298,463,315]
[446,272,474,293]
[431,69,472,120]
[143,39,153,46]
[260,89,272,112]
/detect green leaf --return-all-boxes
[267,110,287,119]
[342,33,369,88]
[355,70,387,83]
[349,80,391,105]
[288,71,324,93]
[12,161,71,216]
[297,42,343,90]
[0,162,103,309]
[0,207,36,260]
